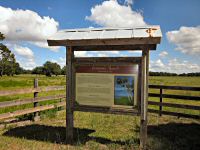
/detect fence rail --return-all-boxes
[148,84,200,119]
[0,79,66,121]
[0,82,199,121]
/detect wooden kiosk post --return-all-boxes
[47,26,162,149]
[140,49,149,149]
[66,46,74,143]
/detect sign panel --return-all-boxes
[75,65,138,107]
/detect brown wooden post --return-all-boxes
[33,78,39,121]
[140,50,149,150]
[66,46,74,144]
[159,88,163,116]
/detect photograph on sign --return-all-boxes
[75,65,138,108]
[114,75,135,106]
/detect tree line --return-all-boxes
[149,72,200,76]
[1,32,199,77]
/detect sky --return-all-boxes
[0,0,200,73]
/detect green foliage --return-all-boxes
[43,61,61,76]
[32,66,44,75]
[0,32,22,76]
[150,71,200,76]
[61,66,66,75]
[32,61,62,76]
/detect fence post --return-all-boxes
[33,78,39,121]
[159,88,163,116]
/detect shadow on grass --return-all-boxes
[3,124,134,146]
[148,122,200,150]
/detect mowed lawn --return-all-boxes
[0,75,199,150]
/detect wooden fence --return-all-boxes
[0,81,200,121]
[148,85,200,119]
[0,79,65,121]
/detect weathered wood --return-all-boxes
[148,109,200,119]
[33,78,39,121]
[66,46,74,144]
[149,85,200,91]
[159,88,163,116]
[74,105,139,116]
[149,93,200,101]
[0,86,65,96]
[75,57,141,64]
[148,101,200,110]
[140,50,149,150]
[137,63,142,112]
[48,37,161,47]
[73,44,156,51]
[0,95,65,108]
[0,101,66,120]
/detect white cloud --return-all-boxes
[124,0,134,6]
[150,58,200,74]
[74,51,120,57]
[166,26,200,55]
[159,51,168,57]
[14,45,34,59]
[74,51,91,57]
[86,0,146,27]
[33,41,59,52]
[0,6,59,51]
[13,45,36,69]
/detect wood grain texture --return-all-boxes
[0,86,65,96]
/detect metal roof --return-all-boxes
[48,26,161,40]
[47,26,162,50]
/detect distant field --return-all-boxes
[0,74,65,90]
[0,75,199,149]
[0,75,200,114]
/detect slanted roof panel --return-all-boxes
[116,29,133,38]
[47,26,162,48]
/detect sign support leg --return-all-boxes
[140,50,149,149]
[66,46,74,144]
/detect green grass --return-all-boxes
[0,110,199,150]
[0,74,65,90]
[114,96,133,106]
[0,75,200,149]
[149,76,200,116]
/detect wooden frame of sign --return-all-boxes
[66,47,149,149]
[48,27,162,150]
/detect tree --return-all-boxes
[43,61,61,76]
[61,66,67,75]
[116,77,133,104]
[0,32,18,76]
[32,66,44,75]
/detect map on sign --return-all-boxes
[75,65,138,107]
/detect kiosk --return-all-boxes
[47,26,162,149]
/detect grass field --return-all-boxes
[0,75,199,150]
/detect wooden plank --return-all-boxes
[73,44,156,51]
[0,95,65,108]
[48,37,161,47]
[74,57,141,64]
[149,93,200,101]
[66,46,74,144]
[137,61,142,111]
[74,105,139,116]
[159,88,163,116]
[148,109,200,119]
[0,102,66,120]
[149,85,200,91]
[0,86,65,96]
[140,50,149,150]
[33,78,39,121]
[148,101,200,110]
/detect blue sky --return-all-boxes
[0,0,200,73]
